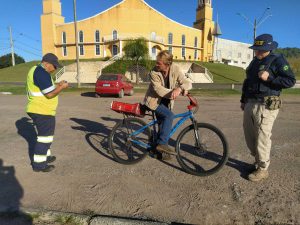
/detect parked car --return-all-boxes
[95,74,134,98]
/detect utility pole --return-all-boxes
[9,26,15,66]
[237,8,271,57]
[73,0,81,88]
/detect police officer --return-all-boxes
[240,34,296,182]
[26,53,68,172]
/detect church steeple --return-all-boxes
[194,0,214,61]
[198,0,212,8]
[41,0,64,55]
[194,0,213,29]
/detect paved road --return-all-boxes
[0,93,299,225]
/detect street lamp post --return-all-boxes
[237,8,272,57]
[73,0,81,88]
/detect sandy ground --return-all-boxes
[0,92,299,225]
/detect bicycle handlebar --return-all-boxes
[186,93,199,113]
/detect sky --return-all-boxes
[0,0,299,62]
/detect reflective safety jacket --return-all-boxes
[26,66,58,116]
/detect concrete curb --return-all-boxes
[19,208,170,225]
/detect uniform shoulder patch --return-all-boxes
[283,65,289,71]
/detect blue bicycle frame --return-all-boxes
[129,110,194,149]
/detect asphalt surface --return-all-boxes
[0,92,299,225]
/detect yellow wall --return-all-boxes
[41,0,214,61]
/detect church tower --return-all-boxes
[41,0,64,56]
[194,0,214,61]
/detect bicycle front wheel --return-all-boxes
[176,123,229,176]
[109,117,151,165]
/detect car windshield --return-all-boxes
[99,75,118,81]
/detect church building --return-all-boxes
[41,0,215,62]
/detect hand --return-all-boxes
[182,90,188,96]
[240,103,245,111]
[258,71,269,81]
[171,87,182,100]
[59,80,69,89]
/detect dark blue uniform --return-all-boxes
[241,53,296,103]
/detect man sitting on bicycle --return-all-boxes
[143,50,192,155]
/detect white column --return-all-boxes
[148,41,151,57]
[103,44,106,57]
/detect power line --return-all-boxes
[18,32,41,43]
[14,46,42,57]
[14,41,42,52]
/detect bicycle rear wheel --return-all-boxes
[109,117,151,164]
[176,123,229,176]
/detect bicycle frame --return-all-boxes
[128,110,196,149]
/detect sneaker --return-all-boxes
[47,156,56,163]
[33,165,55,173]
[161,152,172,161]
[248,168,269,182]
[156,144,175,155]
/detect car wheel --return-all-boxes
[118,89,124,98]
[128,89,134,96]
[95,93,101,98]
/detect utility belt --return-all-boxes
[246,96,281,110]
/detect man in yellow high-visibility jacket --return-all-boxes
[26,53,68,172]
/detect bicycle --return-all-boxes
[109,94,229,176]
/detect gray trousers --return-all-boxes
[243,101,279,170]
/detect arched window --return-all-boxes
[95,45,100,56]
[182,35,186,46]
[62,32,67,56]
[112,30,118,40]
[95,30,100,43]
[79,31,84,43]
[62,32,67,44]
[151,32,156,41]
[151,47,157,60]
[79,45,84,56]
[112,45,118,56]
[168,33,173,45]
[182,47,186,58]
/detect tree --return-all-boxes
[123,38,149,84]
[0,53,25,69]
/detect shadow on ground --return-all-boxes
[15,117,36,163]
[0,159,33,225]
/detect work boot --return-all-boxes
[47,156,56,163]
[33,165,55,173]
[248,168,269,182]
[156,144,175,155]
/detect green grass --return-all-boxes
[199,62,246,83]
[54,215,82,225]
[0,85,26,95]
[0,59,104,82]
[0,61,39,82]
[282,88,300,95]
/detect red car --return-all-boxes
[95,74,134,98]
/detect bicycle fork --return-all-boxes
[191,117,201,148]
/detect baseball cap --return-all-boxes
[249,34,278,51]
[42,53,62,69]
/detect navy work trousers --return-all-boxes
[27,113,55,169]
